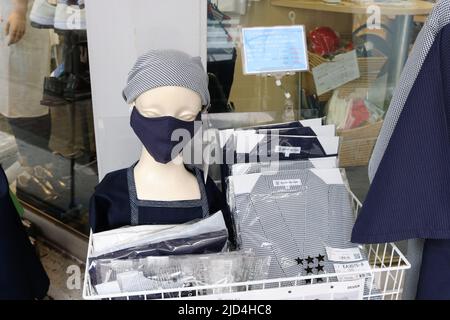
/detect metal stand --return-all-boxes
[385,15,414,108]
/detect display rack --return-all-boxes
[82,191,411,300]
[271,0,433,15]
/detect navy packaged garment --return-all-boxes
[416,239,450,300]
[89,163,233,237]
[0,165,49,300]
[352,23,450,244]
[92,230,228,260]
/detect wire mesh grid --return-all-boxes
[83,192,410,300]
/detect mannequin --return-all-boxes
[89,49,233,240]
[132,86,201,201]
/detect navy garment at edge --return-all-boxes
[416,239,450,299]
[352,24,450,242]
[0,165,49,300]
[351,23,450,298]
[89,163,233,239]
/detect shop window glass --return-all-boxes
[0,0,95,235]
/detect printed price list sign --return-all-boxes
[241,25,309,75]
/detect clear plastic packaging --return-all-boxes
[88,251,271,295]
[227,168,366,281]
[91,230,229,260]
[92,211,227,257]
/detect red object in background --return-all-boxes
[346,98,370,129]
[309,26,340,56]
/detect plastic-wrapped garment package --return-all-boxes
[231,132,339,163]
[92,211,227,257]
[91,230,229,260]
[237,124,336,137]
[217,119,326,151]
[228,168,358,280]
[230,157,338,176]
[251,118,323,130]
[88,251,271,295]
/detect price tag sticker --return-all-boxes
[334,261,372,282]
[326,246,363,262]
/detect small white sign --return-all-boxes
[241,25,309,75]
[334,261,372,282]
[312,50,360,96]
[273,179,303,189]
[274,145,301,156]
[326,246,363,262]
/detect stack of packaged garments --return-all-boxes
[220,118,374,292]
[87,211,270,296]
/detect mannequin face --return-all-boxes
[134,86,202,121]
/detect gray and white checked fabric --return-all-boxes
[368,0,450,181]
[230,157,337,176]
[231,169,356,280]
[122,49,210,106]
[367,0,450,300]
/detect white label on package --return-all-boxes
[274,145,301,156]
[312,50,360,96]
[273,179,302,189]
[326,246,363,262]
[334,261,372,282]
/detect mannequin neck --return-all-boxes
[134,147,188,179]
[133,147,200,201]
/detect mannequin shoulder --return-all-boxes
[94,168,129,196]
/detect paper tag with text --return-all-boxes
[326,246,363,262]
[334,261,372,282]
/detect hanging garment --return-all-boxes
[0,165,49,299]
[352,0,450,300]
[0,0,51,118]
[230,168,356,280]
[89,163,232,234]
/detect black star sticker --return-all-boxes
[306,256,314,264]
[295,257,304,265]
[305,279,312,284]
[315,264,324,272]
[316,254,325,262]
[305,266,314,274]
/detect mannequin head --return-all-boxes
[133,86,202,121]
[124,49,209,165]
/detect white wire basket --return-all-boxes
[82,192,410,300]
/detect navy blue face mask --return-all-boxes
[130,107,201,164]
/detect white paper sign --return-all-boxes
[326,246,363,262]
[334,261,372,282]
[312,50,360,95]
[175,278,365,300]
